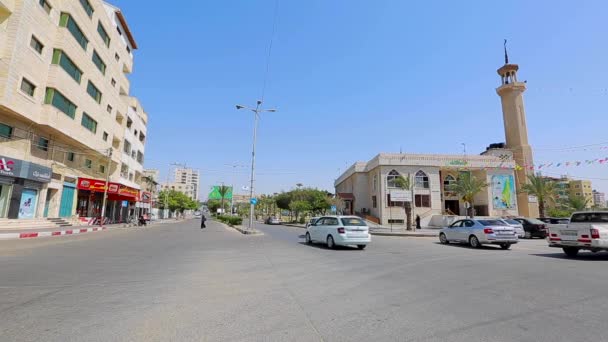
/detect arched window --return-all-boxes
[443,175,456,192]
[387,170,400,188]
[415,170,429,189]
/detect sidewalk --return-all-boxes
[0,218,185,240]
[283,222,439,237]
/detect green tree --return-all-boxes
[207,199,230,214]
[289,200,311,222]
[217,185,231,214]
[394,174,413,230]
[448,172,488,218]
[567,194,590,211]
[520,174,557,218]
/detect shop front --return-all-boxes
[76,178,139,223]
[0,155,52,219]
[136,191,152,218]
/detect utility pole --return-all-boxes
[100,148,112,227]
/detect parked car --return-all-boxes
[500,218,525,238]
[305,216,370,250]
[547,211,608,257]
[306,217,320,228]
[538,217,570,224]
[265,217,282,225]
[439,218,518,249]
[513,218,548,239]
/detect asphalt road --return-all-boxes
[1,220,607,341]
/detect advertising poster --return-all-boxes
[18,189,38,219]
[491,175,516,209]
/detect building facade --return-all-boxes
[0,0,146,221]
[568,180,593,208]
[592,190,605,208]
[173,167,199,200]
[335,153,519,227]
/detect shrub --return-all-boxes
[215,215,242,226]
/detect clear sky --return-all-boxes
[113,0,608,199]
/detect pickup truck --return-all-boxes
[547,211,608,257]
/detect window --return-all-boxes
[387,170,400,188]
[372,195,377,208]
[116,26,122,36]
[20,78,36,97]
[0,123,13,139]
[115,53,120,62]
[52,49,82,83]
[59,13,88,50]
[126,46,131,54]
[81,113,97,133]
[92,50,106,75]
[44,88,76,118]
[102,131,108,141]
[373,174,377,191]
[106,105,112,113]
[99,165,105,174]
[97,22,110,47]
[575,185,580,188]
[79,0,94,17]
[325,217,339,225]
[134,129,138,136]
[123,140,131,154]
[86,81,102,103]
[67,152,75,162]
[415,194,431,208]
[126,117,133,129]
[576,192,581,196]
[85,159,92,169]
[39,0,52,14]
[111,78,116,87]
[443,175,456,192]
[136,151,144,164]
[341,217,366,226]
[415,171,430,189]
[38,137,49,151]
[30,36,44,54]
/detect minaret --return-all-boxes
[496,41,539,218]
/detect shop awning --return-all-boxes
[337,193,355,200]
[77,177,139,200]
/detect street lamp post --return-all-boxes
[236,101,276,230]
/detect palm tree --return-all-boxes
[394,174,413,230]
[218,185,231,214]
[567,194,590,211]
[520,174,557,218]
[447,172,488,218]
[296,183,303,189]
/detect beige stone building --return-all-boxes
[0,0,147,221]
[569,180,593,208]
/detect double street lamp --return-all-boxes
[236,100,276,230]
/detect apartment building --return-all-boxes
[173,167,199,200]
[592,190,605,208]
[569,180,593,208]
[0,0,147,221]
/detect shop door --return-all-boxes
[0,183,11,218]
[59,186,75,218]
[18,189,38,219]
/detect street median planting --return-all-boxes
[215,215,243,227]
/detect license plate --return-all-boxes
[561,230,578,236]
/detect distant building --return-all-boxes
[569,180,594,208]
[173,168,199,200]
[593,190,606,208]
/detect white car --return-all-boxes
[500,218,525,238]
[547,211,608,257]
[439,218,518,249]
[306,217,320,228]
[305,216,371,250]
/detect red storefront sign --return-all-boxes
[118,185,138,198]
[77,178,138,199]
[139,192,152,203]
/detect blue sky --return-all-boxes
[113,0,608,198]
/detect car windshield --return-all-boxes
[504,219,520,225]
[478,220,507,226]
[571,213,608,223]
[341,217,366,226]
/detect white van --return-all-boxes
[305,216,371,250]
[547,211,608,257]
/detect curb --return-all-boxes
[0,227,108,240]
[214,220,263,235]
[283,224,306,229]
[370,232,437,238]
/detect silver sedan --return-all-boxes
[439,218,518,249]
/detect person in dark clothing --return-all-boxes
[415,215,421,229]
[200,215,207,229]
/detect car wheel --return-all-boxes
[439,233,449,244]
[357,245,366,250]
[469,235,481,248]
[500,243,511,250]
[326,235,335,249]
[305,232,312,245]
[524,231,532,239]
[563,247,580,258]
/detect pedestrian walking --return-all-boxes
[200,214,207,229]
[415,215,421,229]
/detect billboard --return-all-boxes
[491,175,516,209]
[208,186,233,200]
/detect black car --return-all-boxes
[514,218,548,239]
